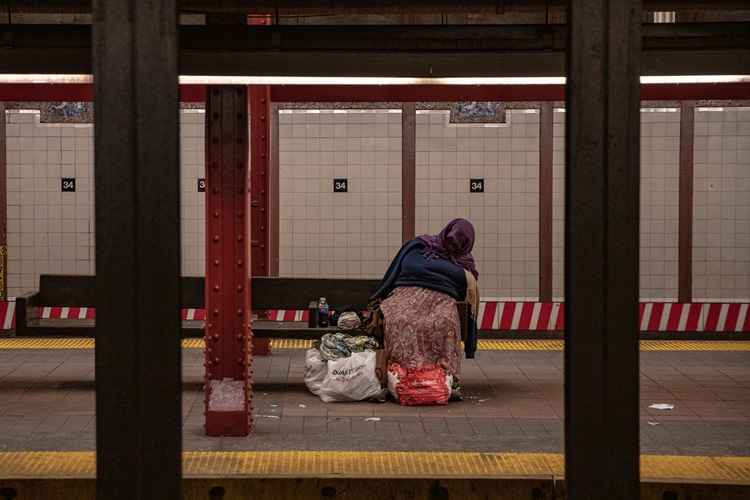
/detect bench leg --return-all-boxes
[252,338,271,356]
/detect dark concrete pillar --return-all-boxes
[93,0,181,497]
[565,0,642,497]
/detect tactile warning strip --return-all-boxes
[1,338,750,352]
[0,451,748,482]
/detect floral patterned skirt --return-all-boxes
[380,286,461,377]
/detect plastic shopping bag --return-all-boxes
[304,348,327,396]
[318,350,384,403]
[387,362,452,406]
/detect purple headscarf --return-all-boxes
[417,218,479,279]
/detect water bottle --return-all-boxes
[318,297,329,328]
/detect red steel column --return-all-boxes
[204,86,253,436]
[249,86,272,355]
[0,104,6,299]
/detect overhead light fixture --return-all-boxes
[0,74,747,85]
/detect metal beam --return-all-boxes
[7,0,750,15]
[401,103,416,243]
[565,0,641,498]
[678,102,696,303]
[93,0,181,498]
[0,103,6,299]
[538,102,553,303]
[1,23,748,76]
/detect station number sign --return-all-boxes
[334,179,348,193]
[61,178,76,192]
[198,178,206,192]
[470,179,484,193]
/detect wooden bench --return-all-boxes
[14,274,470,340]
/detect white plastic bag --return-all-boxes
[304,348,327,396]
[318,351,383,403]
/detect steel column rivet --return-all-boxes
[237,235,243,242]
[237,284,244,291]
[213,285,220,291]
[213,235,220,242]
[237,259,243,266]
[213,211,220,218]
[213,309,219,317]
[213,334,219,340]
[237,308,243,316]
[213,260,220,266]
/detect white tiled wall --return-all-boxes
[415,109,540,300]
[5,108,206,296]
[552,109,565,300]
[640,108,680,300]
[552,107,682,301]
[180,109,206,276]
[693,107,750,300]
[278,109,403,279]
[5,110,94,296]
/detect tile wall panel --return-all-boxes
[640,108,680,300]
[5,108,206,296]
[552,108,681,301]
[552,109,565,300]
[5,110,94,296]
[693,107,750,300]
[278,109,403,279]
[180,109,206,277]
[415,109,540,300]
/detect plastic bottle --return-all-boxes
[318,297,329,328]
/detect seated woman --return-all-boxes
[370,218,479,402]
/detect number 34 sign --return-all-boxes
[470,179,484,193]
[333,179,348,193]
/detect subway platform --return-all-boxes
[0,339,749,498]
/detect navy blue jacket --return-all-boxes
[371,240,478,358]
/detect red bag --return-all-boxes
[387,362,451,406]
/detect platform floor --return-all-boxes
[0,341,749,459]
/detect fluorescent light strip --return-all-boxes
[0,74,748,85]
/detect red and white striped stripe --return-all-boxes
[2,301,747,333]
[478,301,750,332]
[266,309,310,322]
[181,308,207,321]
[40,306,96,320]
[638,302,750,332]
[478,302,564,331]
[0,301,15,330]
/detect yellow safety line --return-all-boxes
[0,451,748,483]
[2,337,750,352]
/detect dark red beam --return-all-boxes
[0,82,747,102]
